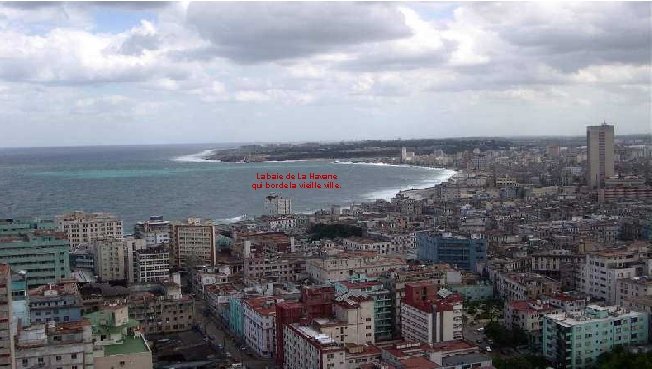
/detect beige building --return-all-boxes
[586,123,615,188]
[170,218,217,269]
[92,238,124,282]
[283,324,346,369]
[314,296,375,345]
[0,264,15,369]
[306,252,407,284]
[15,320,93,369]
[128,289,194,335]
[400,290,463,344]
[56,211,123,246]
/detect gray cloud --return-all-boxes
[185,2,413,64]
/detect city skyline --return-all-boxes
[0,1,650,147]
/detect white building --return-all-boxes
[579,247,648,304]
[400,288,463,344]
[134,216,171,247]
[243,296,281,358]
[283,324,346,369]
[264,194,292,215]
[314,296,375,345]
[56,211,123,246]
[133,246,170,284]
[341,237,401,255]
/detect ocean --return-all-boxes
[0,144,454,230]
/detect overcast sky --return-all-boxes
[0,1,650,147]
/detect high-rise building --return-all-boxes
[0,264,15,369]
[170,218,216,269]
[264,193,292,215]
[586,123,615,188]
[92,237,145,282]
[55,211,123,247]
[0,219,70,288]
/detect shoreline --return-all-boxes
[181,151,457,222]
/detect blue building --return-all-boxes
[416,232,487,273]
[28,280,82,324]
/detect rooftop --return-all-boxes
[103,335,150,356]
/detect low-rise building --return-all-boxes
[14,320,94,369]
[497,272,561,301]
[306,252,407,284]
[28,280,82,324]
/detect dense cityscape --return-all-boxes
[0,123,651,369]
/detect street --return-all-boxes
[194,299,276,369]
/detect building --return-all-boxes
[0,265,15,369]
[400,283,463,344]
[616,276,652,307]
[314,295,375,345]
[306,252,407,284]
[0,219,70,288]
[497,272,562,302]
[543,305,648,369]
[283,324,346,369]
[85,304,153,369]
[244,257,303,283]
[14,320,93,369]
[28,280,82,324]
[128,288,194,335]
[170,218,217,269]
[134,216,171,247]
[334,281,393,342]
[341,237,401,255]
[92,238,128,282]
[416,232,487,273]
[579,247,648,304]
[264,193,292,215]
[133,246,170,284]
[504,300,560,350]
[243,296,281,358]
[55,211,123,246]
[586,123,615,188]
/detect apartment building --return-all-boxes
[504,300,561,349]
[0,219,70,288]
[55,211,123,246]
[283,324,346,369]
[306,252,407,284]
[133,216,170,247]
[578,247,649,304]
[243,296,281,358]
[400,282,463,344]
[133,246,170,284]
[170,218,217,269]
[0,264,14,369]
[14,320,93,369]
[543,305,648,369]
[496,272,561,302]
[341,237,401,255]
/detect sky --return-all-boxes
[0,1,650,147]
